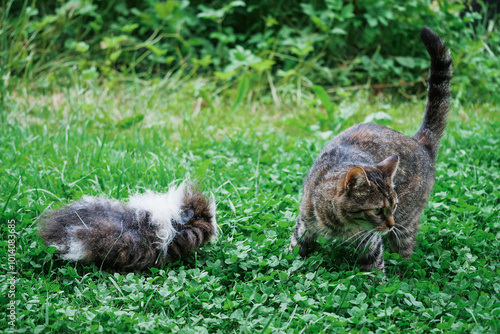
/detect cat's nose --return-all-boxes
[386,217,395,229]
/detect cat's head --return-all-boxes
[336,155,399,233]
[179,188,218,241]
[167,187,218,261]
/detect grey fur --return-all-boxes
[39,186,217,271]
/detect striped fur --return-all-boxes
[39,183,217,271]
[290,27,452,273]
[414,27,453,159]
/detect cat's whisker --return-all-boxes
[367,232,379,248]
[350,229,372,247]
[342,230,365,244]
[345,230,369,247]
[395,223,410,233]
[355,230,375,253]
[394,225,409,237]
[392,227,402,247]
[359,232,379,259]
[349,232,371,249]
[397,190,412,199]
[393,227,405,242]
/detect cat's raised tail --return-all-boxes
[413,27,453,159]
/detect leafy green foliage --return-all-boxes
[1,0,499,102]
[1,79,499,332]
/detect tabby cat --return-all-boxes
[290,27,452,272]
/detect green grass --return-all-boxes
[1,78,499,333]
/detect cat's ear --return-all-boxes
[377,154,399,180]
[345,166,369,191]
[181,209,194,224]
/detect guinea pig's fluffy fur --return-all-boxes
[39,183,217,271]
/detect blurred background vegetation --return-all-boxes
[1,0,499,105]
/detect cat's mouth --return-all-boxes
[352,220,373,231]
[353,220,394,234]
[377,228,393,235]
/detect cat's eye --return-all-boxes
[373,207,383,215]
[392,203,398,213]
[195,216,201,220]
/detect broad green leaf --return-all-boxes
[166,56,175,64]
[101,35,128,49]
[214,71,237,80]
[197,6,226,20]
[192,55,213,67]
[395,56,416,68]
[120,24,139,33]
[116,114,144,129]
[331,27,347,35]
[82,67,98,80]
[311,85,334,115]
[265,16,278,27]
[73,41,89,53]
[194,159,211,180]
[277,69,296,78]
[311,16,328,32]
[109,50,122,62]
[226,46,262,72]
[231,74,250,112]
[363,111,393,124]
[144,43,166,56]
[32,15,57,30]
[249,59,275,72]
[227,0,246,9]
[155,1,179,19]
[340,4,355,19]
[365,14,378,27]
[198,1,245,21]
